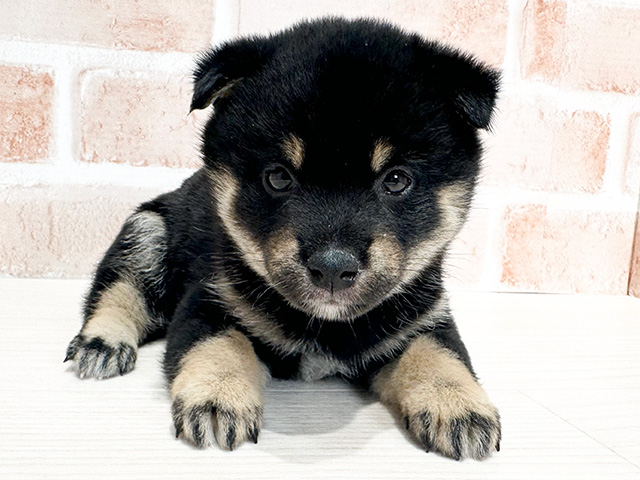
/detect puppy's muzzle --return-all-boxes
[306,248,360,293]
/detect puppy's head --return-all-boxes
[192,18,499,321]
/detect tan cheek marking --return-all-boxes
[209,168,269,279]
[81,280,150,347]
[371,140,394,173]
[282,135,305,170]
[367,234,403,278]
[437,182,472,236]
[170,330,270,411]
[401,182,472,284]
[264,227,300,274]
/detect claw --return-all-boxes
[450,418,464,461]
[496,440,500,452]
[226,424,237,450]
[421,432,432,454]
[191,419,204,447]
[249,426,259,444]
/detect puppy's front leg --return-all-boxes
[372,331,500,460]
[164,285,269,450]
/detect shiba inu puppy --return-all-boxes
[66,17,501,460]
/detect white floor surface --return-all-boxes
[1,279,639,479]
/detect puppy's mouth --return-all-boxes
[281,287,380,321]
[293,285,372,321]
[267,263,397,321]
[263,230,405,321]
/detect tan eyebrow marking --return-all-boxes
[281,135,305,170]
[371,140,394,173]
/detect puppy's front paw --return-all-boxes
[64,334,137,379]
[169,330,269,450]
[404,403,501,460]
[172,398,262,450]
[399,375,501,460]
[373,336,501,460]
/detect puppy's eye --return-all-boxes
[382,170,411,194]
[265,167,293,192]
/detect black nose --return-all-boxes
[307,248,360,292]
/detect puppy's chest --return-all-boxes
[296,350,352,381]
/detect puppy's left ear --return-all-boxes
[190,37,275,112]
[450,57,500,130]
[417,43,500,130]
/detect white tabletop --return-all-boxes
[1,279,638,479]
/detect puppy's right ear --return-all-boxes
[190,38,275,112]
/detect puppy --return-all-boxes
[65,17,501,460]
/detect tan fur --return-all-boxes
[281,135,305,170]
[264,227,300,275]
[367,233,403,277]
[400,181,472,285]
[171,330,269,411]
[372,336,494,418]
[371,335,499,459]
[214,278,304,355]
[437,182,471,236]
[209,168,270,279]
[81,280,151,347]
[371,140,394,173]
[171,330,270,449]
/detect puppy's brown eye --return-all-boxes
[265,167,293,192]
[382,170,411,194]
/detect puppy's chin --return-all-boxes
[276,281,391,321]
[290,296,366,321]
[296,300,361,322]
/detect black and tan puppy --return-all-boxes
[65,18,501,460]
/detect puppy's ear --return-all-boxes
[190,38,275,112]
[450,57,500,130]
[416,43,500,130]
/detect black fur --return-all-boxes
[66,334,137,378]
[66,17,500,458]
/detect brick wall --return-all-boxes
[1,0,639,295]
